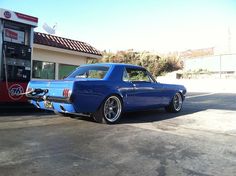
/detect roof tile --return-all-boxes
[34,32,102,56]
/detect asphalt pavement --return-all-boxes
[0,92,236,176]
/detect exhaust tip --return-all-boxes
[35,101,40,108]
[60,105,66,112]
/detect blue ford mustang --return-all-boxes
[26,63,186,124]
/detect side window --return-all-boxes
[123,69,129,81]
[123,68,154,83]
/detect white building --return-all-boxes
[32,32,102,80]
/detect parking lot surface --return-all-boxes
[0,92,236,176]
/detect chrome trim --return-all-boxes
[103,96,122,123]
[27,95,71,103]
[173,93,183,111]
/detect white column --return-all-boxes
[55,63,59,80]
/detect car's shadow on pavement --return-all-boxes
[119,108,193,124]
[1,93,235,124]
[116,93,236,124]
[0,104,54,117]
[64,93,236,124]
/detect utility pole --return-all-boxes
[219,55,222,79]
[228,27,231,54]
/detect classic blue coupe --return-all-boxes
[26,63,186,124]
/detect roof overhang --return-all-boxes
[33,43,102,59]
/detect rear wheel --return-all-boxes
[165,92,183,113]
[93,95,123,124]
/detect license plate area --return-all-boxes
[44,101,53,109]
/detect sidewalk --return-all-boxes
[157,77,236,93]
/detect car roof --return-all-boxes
[80,63,144,69]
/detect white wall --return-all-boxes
[33,48,87,65]
[184,54,236,72]
[32,46,87,79]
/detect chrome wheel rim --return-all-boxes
[103,96,122,122]
[173,93,183,111]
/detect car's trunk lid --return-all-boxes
[28,80,74,97]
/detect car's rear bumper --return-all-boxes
[30,100,76,113]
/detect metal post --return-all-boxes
[219,55,222,79]
[0,20,3,80]
[55,63,59,80]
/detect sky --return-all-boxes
[1,0,236,53]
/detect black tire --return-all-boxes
[93,95,123,124]
[165,92,183,113]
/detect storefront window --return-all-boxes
[59,64,77,79]
[32,60,55,79]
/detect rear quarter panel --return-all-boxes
[71,65,126,113]
[72,80,123,113]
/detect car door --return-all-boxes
[122,67,162,110]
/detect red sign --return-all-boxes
[5,28,18,40]
[4,28,25,44]
[8,84,24,101]
[15,12,38,23]
[0,82,28,103]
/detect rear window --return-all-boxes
[67,66,109,79]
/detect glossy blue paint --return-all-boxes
[27,63,187,114]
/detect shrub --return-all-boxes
[87,50,183,77]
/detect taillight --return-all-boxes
[63,88,72,97]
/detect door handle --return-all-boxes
[132,83,138,90]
